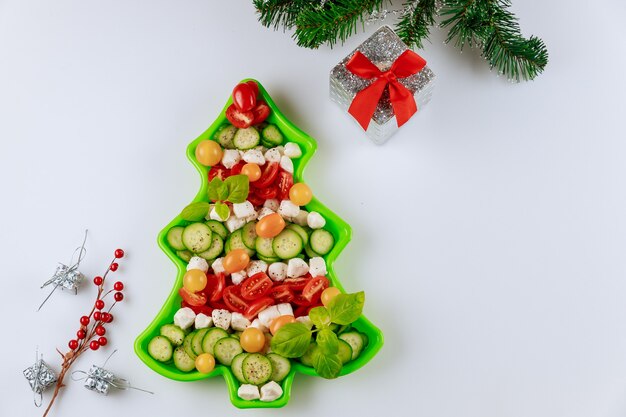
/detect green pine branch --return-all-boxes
[396,0,438,49]
[254,0,317,29]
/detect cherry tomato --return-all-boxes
[247,193,266,207]
[241,163,262,182]
[302,277,329,303]
[251,101,270,125]
[240,327,265,353]
[291,292,313,306]
[208,166,228,181]
[229,161,245,176]
[256,213,286,238]
[267,285,294,303]
[270,315,296,335]
[253,185,278,200]
[321,287,341,307]
[179,287,207,307]
[246,81,259,98]
[183,269,207,293]
[284,277,310,291]
[223,249,250,274]
[241,273,273,300]
[222,285,249,313]
[205,273,226,303]
[255,162,280,188]
[232,83,257,112]
[277,171,294,201]
[195,140,223,167]
[226,104,254,128]
[244,297,274,320]
[195,353,216,373]
[181,301,213,316]
[289,182,312,206]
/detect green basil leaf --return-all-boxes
[316,328,338,355]
[207,177,225,202]
[309,306,331,329]
[224,175,249,203]
[328,291,365,325]
[214,202,230,221]
[179,201,210,221]
[313,351,342,379]
[270,322,312,358]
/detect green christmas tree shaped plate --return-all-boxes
[134,79,383,408]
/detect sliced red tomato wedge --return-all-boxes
[291,292,313,306]
[208,166,228,181]
[181,301,213,316]
[222,285,249,313]
[229,161,245,176]
[255,162,280,188]
[293,304,310,317]
[241,272,273,300]
[247,193,266,207]
[302,276,329,303]
[267,284,294,303]
[253,185,278,200]
[284,277,310,291]
[179,287,207,306]
[226,104,254,128]
[276,171,294,200]
[204,273,226,303]
[251,101,270,125]
[244,297,274,320]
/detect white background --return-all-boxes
[1,1,626,416]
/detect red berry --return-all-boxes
[93,311,102,321]
[114,249,125,258]
[93,276,103,285]
[80,316,90,326]
[95,326,106,336]
[77,329,86,339]
[101,313,112,323]
[68,340,78,350]
[89,340,100,350]
[110,263,119,272]
[106,314,114,323]
[114,292,124,302]
[95,300,105,310]
[114,281,124,291]
[98,336,108,346]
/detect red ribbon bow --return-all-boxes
[346,49,427,130]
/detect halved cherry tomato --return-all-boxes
[268,285,294,303]
[179,287,207,306]
[181,301,213,316]
[208,166,228,181]
[241,272,273,300]
[247,193,265,207]
[253,185,278,200]
[246,81,259,98]
[276,171,294,201]
[284,277,310,291]
[229,161,245,176]
[222,285,249,313]
[251,101,270,125]
[291,292,312,306]
[226,104,254,128]
[244,297,274,320]
[204,273,226,303]
[232,83,257,112]
[302,276,329,303]
[255,162,280,188]
[293,304,310,317]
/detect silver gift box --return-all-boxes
[330,25,435,145]
[84,365,116,395]
[24,359,57,395]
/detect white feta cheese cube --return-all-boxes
[247,260,268,276]
[307,211,326,229]
[212,309,232,330]
[260,381,283,402]
[278,200,300,218]
[233,201,255,219]
[268,262,287,281]
[211,257,225,274]
[187,256,209,273]
[245,211,259,222]
[221,149,241,169]
[249,318,268,332]
[292,210,309,226]
[226,215,246,232]
[231,270,247,285]
[238,384,260,401]
[258,305,281,328]
[173,307,196,330]
[309,257,327,278]
[276,303,294,317]
[257,207,274,220]
[231,312,251,331]
[287,258,309,278]
[242,149,266,165]
[279,155,294,174]
[194,313,213,329]
[264,148,281,163]
[264,199,280,211]
[295,315,313,329]
[284,142,302,158]
[209,205,229,221]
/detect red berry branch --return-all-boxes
[42,249,126,417]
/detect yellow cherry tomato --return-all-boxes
[321,287,341,307]
[195,140,223,166]
[183,269,207,293]
[195,353,215,373]
[222,249,250,274]
[262,332,272,354]
[269,315,296,335]
[240,327,266,353]
[241,163,262,182]
[289,183,313,206]
[256,213,286,238]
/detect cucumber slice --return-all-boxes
[176,250,193,262]
[167,226,186,251]
[192,328,211,355]
[183,332,198,360]
[242,221,258,249]
[359,332,369,347]
[201,327,229,355]
[214,125,237,149]
[304,243,321,259]
[309,229,334,256]
[255,237,276,258]
[338,332,364,360]
[233,127,260,150]
[257,254,280,264]
[182,223,213,253]
[214,337,243,366]
[261,124,284,146]
[337,339,353,364]
[196,234,223,261]
[286,224,309,246]
[206,220,228,239]
[272,229,303,259]
[148,336,173,362]
[267,353,291,382]
[227,229,255,257]
[173,347,196,372]
[160,324,185,346]
[299,342,318,367]
[231,331,242,340]
[242,353,272,385]
[231,352,249,383]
